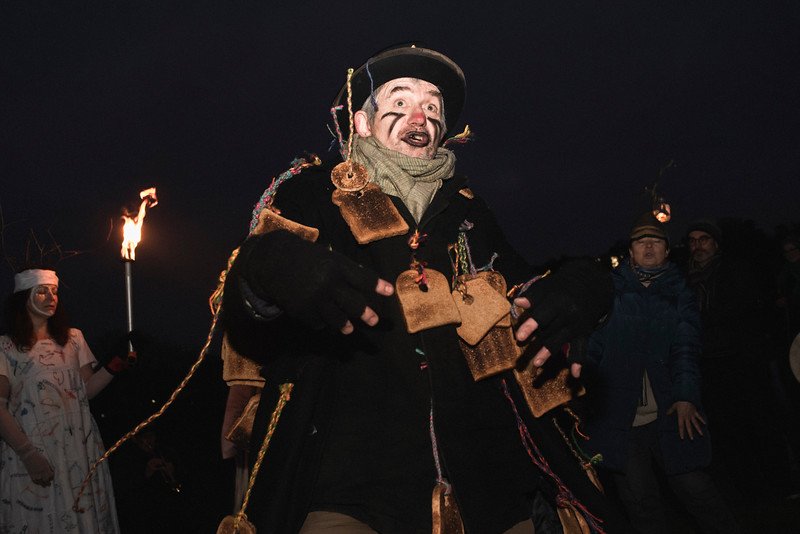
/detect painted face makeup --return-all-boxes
[28,284,58,318]
[364,77,444,159]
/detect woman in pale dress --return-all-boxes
[0,268,127,533]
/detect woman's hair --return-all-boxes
[4,288,70,350]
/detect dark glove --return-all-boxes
[237,230,380,332]
[104,355,129,375]
[518,259,612,361]
[105,330,144,373]
[563,336,589,367]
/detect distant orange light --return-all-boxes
[121,188,158,261]
[653,201,671,223]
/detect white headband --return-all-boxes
[14,269,59,293]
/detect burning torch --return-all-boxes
[120,187,158,362]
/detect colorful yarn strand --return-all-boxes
[234,382,294,531]
[73,308,224,513]
[500,379,606,534]
[329,104,346,159]
[248,155,322,234]
[443,125,474,147]
[209,247,241,315]
[424,348,454,496]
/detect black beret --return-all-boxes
[331,45,466,140]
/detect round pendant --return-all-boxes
[331,161,369,192]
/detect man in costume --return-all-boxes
[222,46,621,533]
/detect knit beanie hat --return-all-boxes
[686,220,722,244]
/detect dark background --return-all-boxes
[2,1,798,346]
[1,2,799,530]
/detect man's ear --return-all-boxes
[354,110,372,137]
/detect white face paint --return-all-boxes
[355,77,445,159]
[27,284,58,319]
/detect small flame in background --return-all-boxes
[651,161,673,224]
[652,199,671,223]
[121,188,158,261]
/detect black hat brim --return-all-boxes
[331,46,465,141]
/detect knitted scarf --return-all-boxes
[351,136,456,222]
[630,259,670,285]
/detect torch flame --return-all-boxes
[652,200,671,223]
[121,188,158,261]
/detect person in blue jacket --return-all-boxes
[584,213,740,534]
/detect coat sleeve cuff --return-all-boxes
[238,275,283,321]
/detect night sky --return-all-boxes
[2,2,799,348]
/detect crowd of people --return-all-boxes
[583,215,739,534]
[1,45,799,534]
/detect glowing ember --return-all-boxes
[121,188,158,261]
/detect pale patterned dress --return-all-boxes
[0,329,119,533]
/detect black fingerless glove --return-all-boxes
[235,230,380,331]
[519,258,612,361]
[104,355,129,375]
[103,330,145,373]
[115,329,147,367]
[563,336,590,367]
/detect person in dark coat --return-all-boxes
[584,214,739,534]
[778,235,800,343]
[220,46,624,533]
[684,220,787,500]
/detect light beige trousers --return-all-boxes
[299,510,535,533]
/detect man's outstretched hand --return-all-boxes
[513,259,613,377]
[513,296,583,378]
[238,230,394,334]
[339,278,394,334]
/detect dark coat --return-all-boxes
[686,254,762,359]
[584,261,711,475]
[223,162,625,533]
